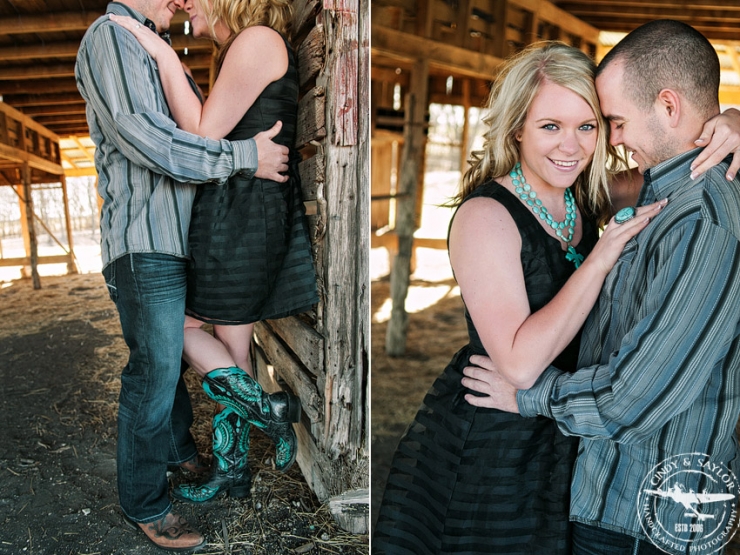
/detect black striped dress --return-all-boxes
[185,36,318,325]
[372,181,598,554]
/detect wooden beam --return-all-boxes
[0,102,59,141]
[0,9,189,35]
[0,254,73,268]
[0,41,80,61]
[0,78,79,95]
[2,93,85,108]
[372,26,503,79]
[63,167,98,177]
[558,0,740,11]
[20,103,87,117]
[31,114,88,126]
[0,63,75,81]
[0,147,64,176]
[564,7,740,25]
[0,144,64,175]
[385,58,429,356]
[511,0,599,42]
[0,11,100,34]
[70,136,96,165]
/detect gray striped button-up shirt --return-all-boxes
[75,2,257,268]
[519,149,740,552]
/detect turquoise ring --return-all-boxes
[614,206,637,225]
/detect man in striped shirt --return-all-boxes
[468,20,740,555]
[75,0,290,550]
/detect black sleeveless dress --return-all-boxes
[186,36,319,324]
[373,181,599,554]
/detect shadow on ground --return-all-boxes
[0,274,368,555]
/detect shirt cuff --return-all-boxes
[232,137,257,179]
[517,366,562,418]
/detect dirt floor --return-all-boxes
[0,272,368,555]
[369,274,740,554]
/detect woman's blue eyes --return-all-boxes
[541,123,596,131]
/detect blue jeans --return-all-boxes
[103,253,197,522]
[573,522,681,555]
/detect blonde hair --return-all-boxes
[195,0,293,68]
[459,41,622,225]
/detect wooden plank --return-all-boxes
[293,0,322,40]
[297,24,325,89]
[0,11,101,35]
[252,346,329,500]
[371,140,395,231]
[370,231,446,250]
[328,489,369,534]
[263,317,325,379]
[296,86,327,148]
[0,254,73,267]
[0,63,75,81]
[455,0,473,49]
[0,102,59,142]
[298,154,325,200]
[320,138,367,453]
[358,0,371,454]
[326,6,358,146]
[372,26,503,80]
[304,200,318,216]
[0,143,64,175]
[315,0,369,464]
[63,167,97,178]
[294,417,330,501]
[510,0,599,43]
[253,323,323,423]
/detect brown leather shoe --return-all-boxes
[133,512,205,552]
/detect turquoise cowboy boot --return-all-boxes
[173,408,251,503]
[202,366,300,472]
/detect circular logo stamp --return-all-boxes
[637,453,738,554]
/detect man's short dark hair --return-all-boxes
[596,19,719,118]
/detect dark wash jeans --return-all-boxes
[103,253,197,522]
[573,522,686,555]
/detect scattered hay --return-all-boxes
[0,273,368,554]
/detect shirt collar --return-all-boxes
[638,147,703,205]
[106,2,171,45]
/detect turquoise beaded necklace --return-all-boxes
[510,162,584,268]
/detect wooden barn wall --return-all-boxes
[253,0,369,510]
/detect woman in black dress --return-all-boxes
[372,42,668,554]
[112,0,317,502]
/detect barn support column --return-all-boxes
[19,164,40,289]
[60,174,78,274]
[459,78,471,173]
[385,58,429,356]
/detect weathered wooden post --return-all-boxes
[19,164,40,289]
[385,58,429,356]
[251,0,370,534]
